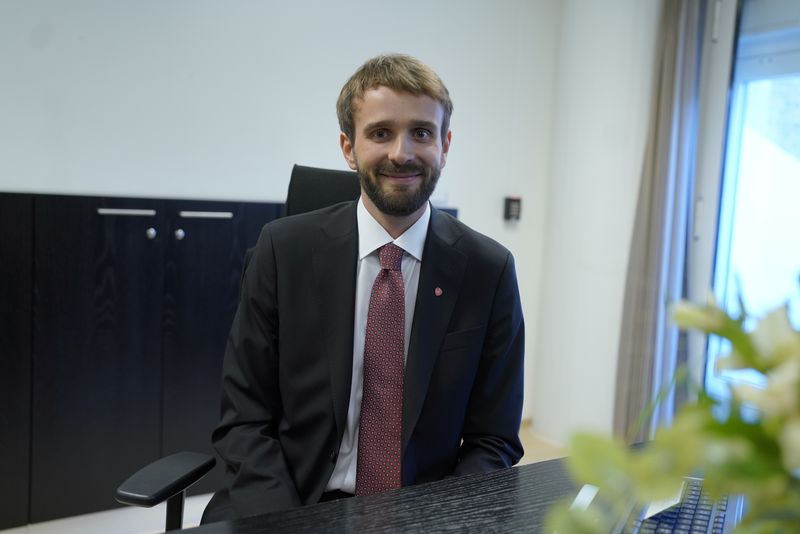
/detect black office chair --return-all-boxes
[115,164,361,531]
[284,164,361,216]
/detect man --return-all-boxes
[203,54,524,522]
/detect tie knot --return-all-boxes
[379,243,404,271]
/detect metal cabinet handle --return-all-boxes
[174,228,186,240]
[178,211,233,219]
[97,208,157,216]
[145,228,157,240]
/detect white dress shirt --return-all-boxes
[325,197,430,493]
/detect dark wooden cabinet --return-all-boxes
[0,194,33,529]
[31,195,166,521]
[2,192,280,527]
[161,200,280,495]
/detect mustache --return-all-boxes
[375,163,427,175]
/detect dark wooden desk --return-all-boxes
[186,459,574,533]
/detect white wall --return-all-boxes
[0,0,663,440]
[1,1,551,201]
[530,0,662,444]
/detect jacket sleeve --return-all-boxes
[211,225,302,517]
[453,251,525,474]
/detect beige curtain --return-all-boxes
[613,0,708,442]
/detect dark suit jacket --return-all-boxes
[205,201,524,522]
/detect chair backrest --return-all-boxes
[284,164,361,217]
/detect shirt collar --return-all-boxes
[357,197,430,262]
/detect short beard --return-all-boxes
[358,161,440,217]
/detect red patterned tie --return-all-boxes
[355,243,405,496]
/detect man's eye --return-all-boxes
[414,129,433,140]
[372,129,389,140]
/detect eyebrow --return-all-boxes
[362,120,440,132]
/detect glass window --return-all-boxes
[705,2,800,399]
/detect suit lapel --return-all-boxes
[402,209,466,452]
[312,203,359,441]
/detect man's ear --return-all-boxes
[440,129,452,168]
[340,132,358,170]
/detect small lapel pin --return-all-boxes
[434,287,443,297]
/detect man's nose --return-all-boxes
[388,135,415,164]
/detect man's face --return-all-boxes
[341,86,451,217]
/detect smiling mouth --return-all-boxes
[377,163,425,181]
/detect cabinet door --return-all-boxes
[0,193,33,529]
[31,195,165,521]
[161,200,280,495]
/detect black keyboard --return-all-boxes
[632,478,728,534]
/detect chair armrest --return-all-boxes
[116,452,216,507]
